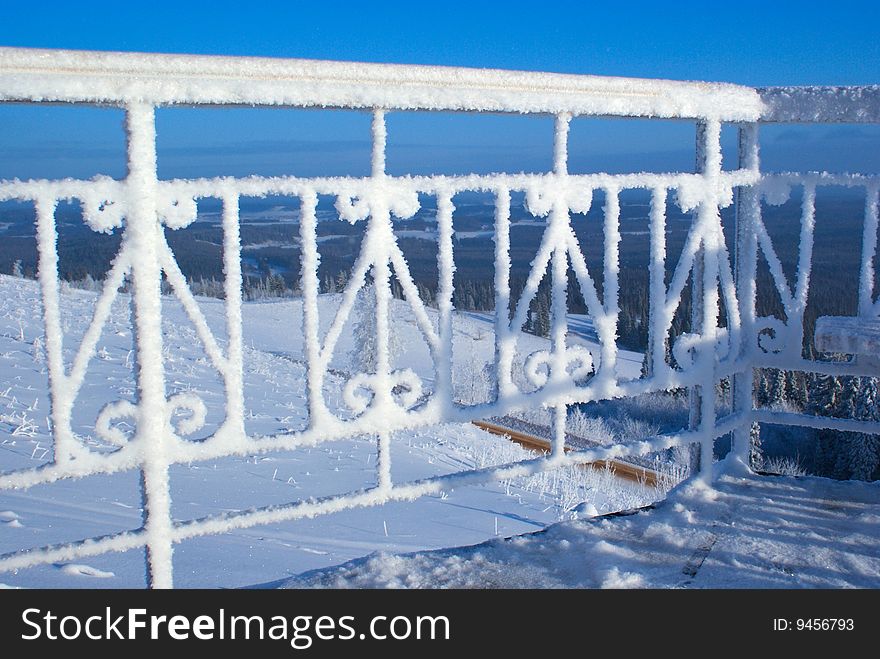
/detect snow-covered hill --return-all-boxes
[0,274,656,588]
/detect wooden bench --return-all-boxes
[814,316,880,372]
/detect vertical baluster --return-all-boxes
[34,195,72,463]
[859,184,879,318]
[646,186,668,379]
[600,185,621,387]
[372,108,386,180]
[733,123,760,466]
[550,230,569,460]
[550,113,571,458]
[689,122,708,433]
[221,190,245,437]
[299,187,326,427]
[125,102,174,588]
[493,186,513,400]
[371,109,391,398]
[789,181,816,361]
[372,108,393,491]
[435,190,455,415]
[553,112,570,176]
[376,428,392,492]
[694,119,724,483]
[375,219,394,491]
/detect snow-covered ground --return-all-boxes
[1,274,876,589]
[284,467,880,589]
[0,274,658,588]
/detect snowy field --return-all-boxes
[1,274,877,589]
[285,466,880,589]
[0,274,658,588]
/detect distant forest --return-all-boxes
[0,187,875,355]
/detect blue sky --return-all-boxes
[1,0,878,179]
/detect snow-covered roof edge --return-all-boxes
[759,86,880,123]
[0,47,763,121]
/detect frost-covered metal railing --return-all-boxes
[2,48,870,588]
[734,86,880,440]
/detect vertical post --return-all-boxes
[376,430,392,491]
[689,122,707,433]
[222,191,245,436]
[553,112,570,176]
[299,188,326,426]
[493,186,513,400]
[733,123,760,467]
[788,183,816,362]
[34,196,74,462]
[694,119,724,483]
[859,184,879,318]
[372,108,393,491]
[646,186,668,379]
[600,186,621,387]
[371,109,391,406]
[550,113,571,459]
[435,190,456,415]
[126,102,174,588]
[550,231,569,459]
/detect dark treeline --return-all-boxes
[0,188,874,357]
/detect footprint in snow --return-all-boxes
[56,564,115,579]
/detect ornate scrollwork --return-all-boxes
[671,328,736,371]
[166,392,208,437]
[525,181,592,217]
[674,177,733,212]
[523,345,595,388]
[95,399,138,446]
[335,182,420,224]
[81,179,126,233]
[564,345,597,382]
[94,392,208,447]
[157,195,199,229]
[755,316,787,354]
[674,179,708,213]
[672,332,701,371]
[342,368,423,414]
[335,192,372,223]
[760,179,791,206]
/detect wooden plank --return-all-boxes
[471,419,661,487]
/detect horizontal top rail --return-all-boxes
[759,85,880,123]
[0,47,763,121]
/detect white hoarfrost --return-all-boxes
[0,47,764,121]
[0,274,670,587]
[759,85,880,123]
[0,49,877,587]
